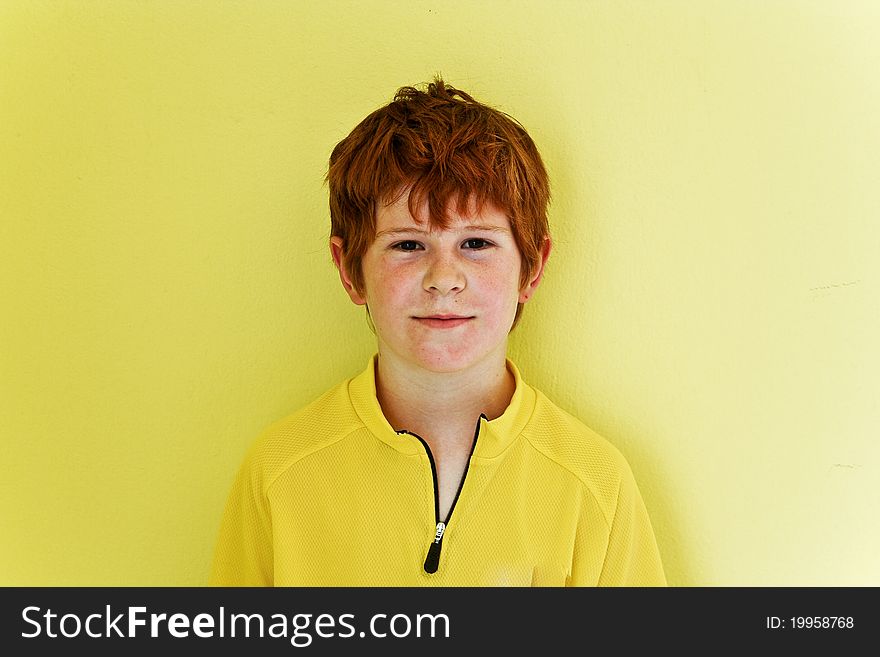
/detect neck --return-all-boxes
[374,347,515,438]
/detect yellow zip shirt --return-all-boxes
[210,355,666,586]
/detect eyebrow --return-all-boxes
[375,224,511,239]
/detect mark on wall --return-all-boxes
[808,280,861,293]
[826,463,862,476]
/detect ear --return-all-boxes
[330,236,367,306]
[518,236,552,303]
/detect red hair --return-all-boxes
[327,77,551,328]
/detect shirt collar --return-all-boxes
[348,353,536,458]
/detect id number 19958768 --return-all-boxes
[766,616,854,630]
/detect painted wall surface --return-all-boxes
[2,0,878,586]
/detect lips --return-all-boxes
[413,315,474,329]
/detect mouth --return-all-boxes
[413,315,474,328]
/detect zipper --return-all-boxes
[396,412,486,574]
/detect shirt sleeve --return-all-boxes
[208,443,274,586]
[567,450,667,587]
[594,458,667,587]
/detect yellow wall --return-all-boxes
[2,0,877,586]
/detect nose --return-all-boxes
[423,250,466,296]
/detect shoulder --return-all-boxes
[521,387,636,516]
[239,376,364,493]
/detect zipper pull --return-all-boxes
[423,522,446,574]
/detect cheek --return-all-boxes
[365,264,410,313]
[474,270,521,314]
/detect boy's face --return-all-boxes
[331,192,549,374]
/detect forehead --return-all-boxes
[375,190,511,233]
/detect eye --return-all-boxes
[463,238,492,250]
[391,240,423,251]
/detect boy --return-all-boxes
[210,78,666,586]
